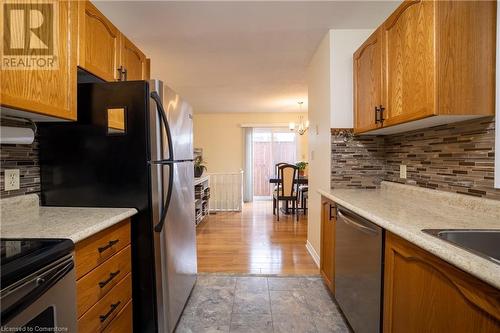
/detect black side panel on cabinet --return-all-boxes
[38,80,157,332]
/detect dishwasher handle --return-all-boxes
[337,209,379,235]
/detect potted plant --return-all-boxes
[194,156,207,178]
[296,161,308,177]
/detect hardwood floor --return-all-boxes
[196,200,319,275]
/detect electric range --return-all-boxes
[0,238,77,331]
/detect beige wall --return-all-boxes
[193,112,308,173]
[307,33,332,263]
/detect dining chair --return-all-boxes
[275,162,288,175]
[273,163,299,221]
[299,185,308,214]
[273,162,288,192]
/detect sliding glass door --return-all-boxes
[252,128,297,199]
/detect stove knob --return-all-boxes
[36,277,45,285]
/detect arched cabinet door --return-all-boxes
[120,35,147,81]
[381,0,436,127]
[78,1,120,81]
[384,232,500,332]
[353,28,383,134]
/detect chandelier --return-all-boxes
[289,101,309,135]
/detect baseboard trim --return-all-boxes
[306,241,320,268]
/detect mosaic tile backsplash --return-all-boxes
[331,117,500,201]
[1,116,498,200]
[0,120,40,198]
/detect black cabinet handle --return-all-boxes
[99,301,121,323]
[98,270,121,288]
[378,105,385,123]
[98,239,119,253]
[122,68,128,81]
[329,205,336,221]
[375,105,385,125]
[117,66,124,81]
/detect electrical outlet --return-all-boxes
[400,164,407,179]
[4,169,20,191]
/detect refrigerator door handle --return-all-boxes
[154,162,174,233]
[151,91,174,161]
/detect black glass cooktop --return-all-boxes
[1,238,74,289]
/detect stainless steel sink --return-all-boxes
[422,229,500,265]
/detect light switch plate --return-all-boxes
[4,169,20,191]
[400,164,407,179]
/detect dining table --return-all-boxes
[269,175,308,214]
[268,176,308,185]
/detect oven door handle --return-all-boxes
[0,260,74,326]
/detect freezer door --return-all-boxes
[155,161,197,333]
[164,86,194,161]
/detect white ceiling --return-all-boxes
[94,1,399,113]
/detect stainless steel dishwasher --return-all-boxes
[335,206,384,333]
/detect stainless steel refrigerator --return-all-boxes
[39,78,197,333]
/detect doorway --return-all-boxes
[252,127,297,200]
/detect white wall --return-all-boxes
[331,30,372,128]
[306,29,372,261]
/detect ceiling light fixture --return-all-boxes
[289,101,309,135]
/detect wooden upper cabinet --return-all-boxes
[353,28,383,134]
[120,35,147,81]
[144,59,151,80]
[0,1,78,120]
[382,0,436,126]
[384,232,500,333]
[78,1,149,82]
[78,1,120,81]
[354,0,495,134]
[435,0,496,117]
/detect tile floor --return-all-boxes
[175,275,349,333]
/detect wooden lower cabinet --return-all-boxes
[383,232,500,333]
[320,198,335,293]
[102,299,133,333]
[75,219,131,279]
[76,219,133,332]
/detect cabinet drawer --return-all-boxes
[77,245,132,317]
[76,219,130,279]
[78,273,132,333]
[102,299,133,333]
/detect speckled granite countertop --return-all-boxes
[0,194,137,243]
[318,181,500,289]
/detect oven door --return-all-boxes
[1,254,77,331]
